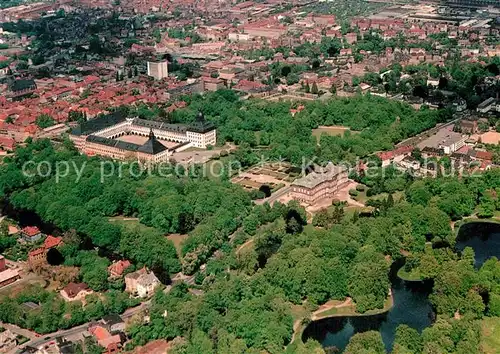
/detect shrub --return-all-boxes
[349,189,359,197]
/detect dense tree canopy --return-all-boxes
[1,92,500,353]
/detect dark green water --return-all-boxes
[303,221,500,352]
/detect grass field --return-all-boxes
[312,126,355,140]
[109,216,187,254]
[340,206,374,221]
[204,156,235,180]
[108,216,157,234]
[351,189,405,205]
[481,317,500,354]
[397,267,423,281]
[315,295,393,320]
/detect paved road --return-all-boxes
[396,117,460,148]
[0,322,38,341]
[15,301,149,353]
[256,186,291,205]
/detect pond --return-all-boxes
[302,220,500,352]
[455,221,500,267]
[302,261,434,352]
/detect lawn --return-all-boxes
[397,267,423,281]
[312,125,356,140]
[315,294,393,320]
[351,189,404,205]
[110,216,187,255]
[290,303,312,322]
[108,216,158,234]
[481,317,500,354]
[204,155,235,180]
[341,206,374,221]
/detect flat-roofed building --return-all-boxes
[418,128,467,155]
[477,97,496,114]
[147,61,169,80]
[291,163,349,204]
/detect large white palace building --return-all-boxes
[69,112,216,163]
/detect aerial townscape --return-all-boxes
[0,0,500,353]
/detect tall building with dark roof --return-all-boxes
[69,111,216,163]
[443,0,499,7]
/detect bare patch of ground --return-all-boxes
[312,125,358,140]
[166,234,187,256]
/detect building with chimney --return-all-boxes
[125,268,160,298]
[60,282,93,302]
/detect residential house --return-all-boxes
[421,147,445,158]
[44,235,63,249]
[460,119,478,134]
[0,136,15,151]
[28,247,46,268]
[60,282,93,302]
[0,255,20,288]
[377,145,413,167]
[108,260,131,279]
[137,272,161,298]
[232,79,270,94]
[345,33,357,44]
[398,156,421,171]
[202,76,225,91]
[89,325,121,354]
[469,149,493,162]
[20,226,42,242]
[125,268,160,298]
[101,314,126,334]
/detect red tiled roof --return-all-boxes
[481,160,492,169]
[22,226,40,237]
[233,79,268,91]
[28,248,45,257]
[90,326,111,341]
[63,282,89,298]
[475,150,493,161]
[108,260,131,276]
[0,136,15,150]
[377,145,413,161]
[83,75,100,85]
[44,235,63,249]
